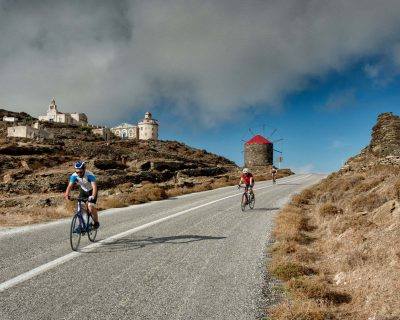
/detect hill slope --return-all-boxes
[0,131,237,225]
[269,112,400,319]
[0,110,293,226]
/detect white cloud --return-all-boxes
[321,89,356,111]
[364,64,381,80]
[1,0,400,125]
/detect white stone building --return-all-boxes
[38,98,88,125]
[111,112,159,141]
[110,123,138,140]
[138,112,158,140]
[7,125,54,140]
[2,116,17,122]
[92,127,112,140]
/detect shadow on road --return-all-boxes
[83,234,226,253]
[247,207,280,212]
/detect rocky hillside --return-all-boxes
[0,109,294,227]
[269,112,400,320]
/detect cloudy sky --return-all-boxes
[1,0,400,172]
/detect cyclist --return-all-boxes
[271,166,278,184]
[238,168,254,196]
[64,161,99,229]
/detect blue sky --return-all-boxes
[113,58,399,173]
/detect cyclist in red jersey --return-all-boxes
[238,168,254,195]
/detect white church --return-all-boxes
[38,98,88,125]
[111,112,159,141]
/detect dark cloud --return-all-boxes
[1,0,400,125]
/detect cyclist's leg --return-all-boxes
[88,204,98,222]
[249,183,254,196]
[245,185,250,202]
[87,190,99,228]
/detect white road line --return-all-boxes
[0,174,312,293]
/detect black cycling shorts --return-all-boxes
[79,188,97,204]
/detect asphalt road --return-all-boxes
[0,173,325,320]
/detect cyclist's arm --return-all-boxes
[238,177,244,185]
[64,182,74,200]
[91,181,98,198]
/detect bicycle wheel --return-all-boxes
[87,214,98,242]
[70,214,82,251]
[241,194,247,211]
[249,193,255,209]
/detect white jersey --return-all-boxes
[69,171,96,192]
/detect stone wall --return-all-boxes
[244,143,273,167]
[7,125,53,140]
[7,126,35,139]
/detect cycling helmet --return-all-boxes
[74,161,86,170]
[242,168,249,174]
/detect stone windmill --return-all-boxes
[242,127,283,168]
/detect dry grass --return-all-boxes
[291,189,315,206]
[0,200,74,227]
[271,263,315,281]
[318,203,343,217]
[72,177,239,217]
[130,184,168,203]
[273,204,313,244]
[98,196,129,209]
[166,176,239,198]
[350,192,387,212]
[394,179,400,200]
[288,276,351,304]
[268,299,330,320]
[268,166,400,319]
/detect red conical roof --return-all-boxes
[245,134,272,145]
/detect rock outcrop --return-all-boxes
[344,112,400,171]
[369,112,400,157]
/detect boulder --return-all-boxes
[93,159,127,170]
[151,160,197,172]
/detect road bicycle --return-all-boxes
[69,197,97,251]
[238,185,255,211]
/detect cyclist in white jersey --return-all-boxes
[64,161,99,229]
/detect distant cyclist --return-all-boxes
[64,161,99,229]
[271,166,278,184]
[238,168,254,195]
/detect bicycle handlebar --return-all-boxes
[68,196,88,202]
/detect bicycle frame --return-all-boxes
[238,185,255,211]
[70,197,97,251]
[75,200,90,233]
[242,189,250,204]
